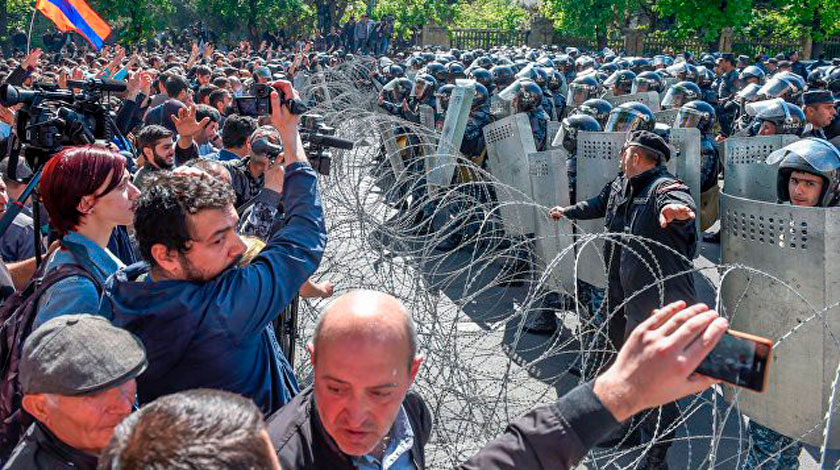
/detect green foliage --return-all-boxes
[454,0,528,30]
[372,0,457,35]
[92,0,175,44]
[655,0,753,41]
[540,0,635,39]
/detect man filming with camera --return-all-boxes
[99,81,327,415]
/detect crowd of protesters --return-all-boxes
[0,34,739,470]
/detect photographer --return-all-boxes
[35,145,141,327]
[100,81,326,414]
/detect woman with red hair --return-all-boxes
[35,144,141,326]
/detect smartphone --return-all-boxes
[694,329,773,392]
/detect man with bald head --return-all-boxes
[269,290,729,470]
[270,290,432,469]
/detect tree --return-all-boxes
[654,0,753,41]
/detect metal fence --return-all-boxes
[642,34,709,56]
[450,29,530,49]
[731,36,800,59]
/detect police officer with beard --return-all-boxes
[549,131,697,470]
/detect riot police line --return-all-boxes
[368,47,840,469]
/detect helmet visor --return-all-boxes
[498,79,522,102]
[746,98,788,119]
[673,107,706,129]
[736,83,762,101]
[566,83,592,107]
[631,79,651,94]
[758,77,792,98]
[766,137,840,171]
[661,85,690,109]
[605,108,645,132]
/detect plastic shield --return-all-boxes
[547,121,562,150]
[419,104,436,130]
[380,124,405,175]
[723,135,799,201]
[529,149,575,293]
[484,113,538,236]
[490,93,512,121]
[575,131,628,287]
[418,104,438,157]
[427,81,475,188]
[720,193,840,448]
[666,128,702,234]
[654,108,680,127]
[604,91,661,112]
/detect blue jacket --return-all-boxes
[36,232,124,328]
[100,163,327,415]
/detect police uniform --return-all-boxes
[716,68,739,136]
[801,90,834,139]
[562,131,698,464]
[528,108,550,152]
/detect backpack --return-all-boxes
[0,262,102,458]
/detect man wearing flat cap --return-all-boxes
[801,90,837,139]
[549,130,697,470]
[3,314,147,470]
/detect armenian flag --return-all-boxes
[35,0,111,49]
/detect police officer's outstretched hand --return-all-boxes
[548,206,566,220]
[593,301,728,422]
[659,203,695,228]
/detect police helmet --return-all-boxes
[567,74,601,108]
[632,71,666,94]
[770,138,840,207]
[661,81,702,109]
[554,114,601,154]
[605,102,655,132]
[575,98,613,128]
[674,100,716,134]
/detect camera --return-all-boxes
[0,78,126,169]
[299,114,355,177]
[233,83,309,117]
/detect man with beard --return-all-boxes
[99,82,326,415]
[133,125,176,191]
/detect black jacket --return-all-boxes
[3,422,98,470]
[269,386,432,470]
[269,383,621,470]
[565,165,698,323]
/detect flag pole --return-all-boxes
[26,4,37,54]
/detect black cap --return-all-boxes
[803,90,834,107]
[720,53,735,64]
[20,314,147,396]
[625,130,672,163]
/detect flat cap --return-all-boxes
[802,90,834,107]
[625,130,672,163]
[20,314,147,396]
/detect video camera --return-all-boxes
[249,113,353,177]
[0,78,126,169]
[233,83,309,117]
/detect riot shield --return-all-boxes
[663,76,678,89]
[654,108,680,127]
[427,80,475,188]
[380,124,405,175]
[547,121,562,150]
[418,104,438,157]
[575,131,627,288]
[529,149,575,293]
[419,104,436,130]
[490,94,512,121]
[484,113,538,236]
[604,91,661,112]
[720,193,840,448]
[667,128,702,233]
[723,135,799,202]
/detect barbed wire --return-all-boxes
[287,59,840,470]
